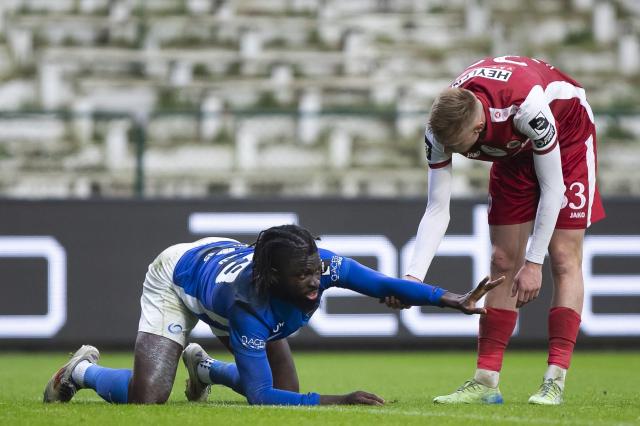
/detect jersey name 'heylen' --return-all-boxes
[452,67,513,87]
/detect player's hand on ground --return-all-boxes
[320,391,385,405]
[440,275,506,315]
[379,275,421,310]
[512,261,543,308]
[342,391,385,406]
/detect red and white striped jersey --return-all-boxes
[425,55,595,168]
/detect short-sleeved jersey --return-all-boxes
[425,55,595,168]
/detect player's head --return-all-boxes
[253,224,322,310]
[429,88,485,154]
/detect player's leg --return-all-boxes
[434,223,530,404]
[45,242,198,404]
[126,242,197,403]
[548,229,585,313]
[128,332,183,403]
[434,155,539,404]
[477,222,532,380]
[528,228,585,406]
[59,331,182,404]
[529,127,605,405]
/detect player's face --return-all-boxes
[443,99,485,154]
[277,252,322,310]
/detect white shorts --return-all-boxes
[137,237,238,347]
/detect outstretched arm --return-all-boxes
[338,258,504,314]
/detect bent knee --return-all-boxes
[550,253,582,277]
[129,379,172,404]
[491,247,519,275]
[549,246,582,277]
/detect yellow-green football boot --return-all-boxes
[528,378,563,405]
[433,379,504,404]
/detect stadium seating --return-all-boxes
[0,0,638,197]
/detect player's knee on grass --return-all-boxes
[129,332,182,404]
[129,374,173,404]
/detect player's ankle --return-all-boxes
[474,368,500,388]
[544,364,567,388]
[71,360,94,388]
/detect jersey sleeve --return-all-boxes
[526,143,565,264]
[318,248,351,291]
[405,165,452,280]
[424,126,452,169]
[331,257,447,306]
[513,85,558,154]
[229,304,320,405]
[512,85,565,264]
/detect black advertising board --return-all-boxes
[0,198,638,349]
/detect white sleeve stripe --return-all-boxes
[585,134,596,227]
[543,81,595,123]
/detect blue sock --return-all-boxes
[209,360,243,394]
[84,364,132,404]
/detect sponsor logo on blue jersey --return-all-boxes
[330,255,342,282]
[241,335,266,350]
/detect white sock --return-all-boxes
[196,358,215,385]
[544,365,567,389]
[71,360,93,388]
[474,368,500,388]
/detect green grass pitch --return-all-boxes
[1,350,638,425]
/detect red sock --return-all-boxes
[547,306,581,369]
[477,308,518,372]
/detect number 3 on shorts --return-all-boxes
[568,182,586,210]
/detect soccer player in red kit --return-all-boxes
[399,56,605,405]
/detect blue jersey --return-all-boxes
[173,239,446,405]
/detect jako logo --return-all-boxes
[168,323,183,334]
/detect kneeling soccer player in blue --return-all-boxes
[44,224,504,406]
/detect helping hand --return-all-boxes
[379,275,421,310]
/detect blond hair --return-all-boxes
[429,88,478,144]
